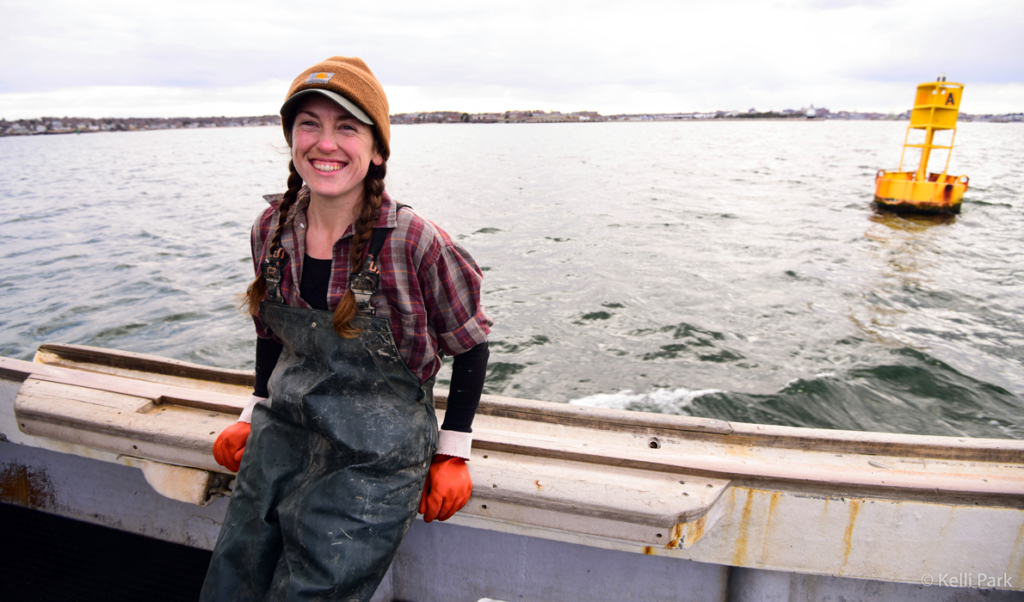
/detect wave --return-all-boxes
[569,386,723,412]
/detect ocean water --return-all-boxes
[1,121,1021,439]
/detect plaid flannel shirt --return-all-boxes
[250,189,492,385]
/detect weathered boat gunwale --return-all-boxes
[36,343,254,386]
[4,344,1024,593]
[472,395,1022,463]
[5,346,1023,502]
[27,344,1024,463]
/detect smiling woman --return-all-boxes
[289,95,383,217]
[200,56,492,602]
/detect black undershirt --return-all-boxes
[254,254,486,433]
[299,255,333,311]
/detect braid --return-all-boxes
[332,160,387,337]
[242,160,303,316]
[270,160,304,251]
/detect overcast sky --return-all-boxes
[1,0,1021,119]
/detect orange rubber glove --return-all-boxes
[212,422,251,472]
[419,455,472,522]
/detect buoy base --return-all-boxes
[873,171,968,215]
[872,198,961,215]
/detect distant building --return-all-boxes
[528,114,580,123]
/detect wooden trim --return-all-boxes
[36,343,254,386]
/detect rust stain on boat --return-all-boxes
[666,522,687,549]
[840,499,862,573]
[1012,521,1024,587]
[731,489,755,566]
[643,546,655,555]
[764,491,782,543]
[0,462,57,509]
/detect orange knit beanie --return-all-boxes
[280,56,391,160]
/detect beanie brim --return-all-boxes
[281,89,374,126]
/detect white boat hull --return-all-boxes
[2,344,1022,601]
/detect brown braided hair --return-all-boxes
[331,158,386,338]
[242,158,303,317]
[242,133,388,339]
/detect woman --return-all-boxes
[202,56,491,601]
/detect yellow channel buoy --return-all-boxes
[874,78,969,214]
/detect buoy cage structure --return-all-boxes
[874,80,969,215]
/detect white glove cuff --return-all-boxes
[238,395,266,424]
[436,429,473,460]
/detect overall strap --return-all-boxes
[263,246,287,304]
[348,203,408,314]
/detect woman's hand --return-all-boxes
[419,454,472,522]
[213,422,251,472]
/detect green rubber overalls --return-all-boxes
[201,226,438,602]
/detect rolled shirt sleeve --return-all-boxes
[421,241,493,357]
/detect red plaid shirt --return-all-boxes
[251,190,491,384]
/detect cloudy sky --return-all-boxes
[1,0,1021,119]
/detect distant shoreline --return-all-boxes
[2,110,1021,137]
[0,115,281,137]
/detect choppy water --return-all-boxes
[1,121,1021,439]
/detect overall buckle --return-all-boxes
[349,255,380,314]
[263,246,287,304]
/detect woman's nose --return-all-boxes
[317,132,339,152]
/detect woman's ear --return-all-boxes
[372,152,383,166]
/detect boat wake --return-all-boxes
[569,386,722,412]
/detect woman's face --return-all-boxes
[291,94,382,206]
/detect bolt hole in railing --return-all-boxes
[649,438,661,449]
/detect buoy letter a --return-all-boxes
[945,93,955,106]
